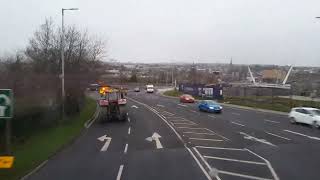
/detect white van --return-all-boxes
[146,84,154,93]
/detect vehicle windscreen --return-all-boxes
[311,110,320,116]
[206,101,217,105]
[107,92,118,101]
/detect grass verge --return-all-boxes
[0,97,96,180]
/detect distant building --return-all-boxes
[261,69,286,83]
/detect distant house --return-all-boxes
[261,69,286,83]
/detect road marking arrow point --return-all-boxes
[146,132,163,149]
[131,105,138,109]
[97,135,112,152]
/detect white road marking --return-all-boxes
[177,127,205,130]
[265,131,291,140]
[232,112,241,116]
[183,132,216,136]
[163,111,175,116]
[204,155,266,165]
[131,105,138,108]
[172,122,197,126]
[97,135,112,152]
[178,103,187,107]
[240,132,277,147]
[116,165,124,180]
[128,117,130,123]
[195,146,245,151]
[204,128,230,141]
[186,147,214,180]
[145,132,163,149]
[189,138,223,142]
[157,104,165,107]
[193,148,213,173]
[20,160,48,180]
[208,115,215,118]
[128,127,131,135]
[218,170,272,180]
[190,110,197,113]
[283,130,320,141]
[246,148,280,180]
[231,121,245,127]
[124,143,128,154]
[171,119,192,122]
[264,119,280,124]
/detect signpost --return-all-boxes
[0,89,14,168]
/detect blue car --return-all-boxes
[198,100,223,113]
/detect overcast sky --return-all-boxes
[1,0,320,66]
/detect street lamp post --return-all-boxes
[61,8,78,118]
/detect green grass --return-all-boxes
[163,90,184,97]
[0,97,96,180]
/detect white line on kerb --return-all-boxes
[265,131,290,140]
[189,138,223,142]
[204,155,266,165]
[116,165,124,180]
[283,130,320,141]
[124,144,128,154]
[128,127,131,135]
[232,112,241,116]
[231,121,245,127]
[264,119,280,124]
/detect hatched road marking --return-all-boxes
[283,129,320,141]
[231,121,245,127]
[189,138,224,142]
[264,119,280,124]
[265,131,290,140]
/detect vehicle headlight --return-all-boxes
[185,98,189,100]
[209,107,214,109]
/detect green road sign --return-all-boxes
[0,89,13,118]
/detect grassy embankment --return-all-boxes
[0,97,96,180]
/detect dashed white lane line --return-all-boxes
[265,131,291,141]
[124,143,128,154]
[116,165,124,180]
[204,155,267,165]
[183,132,216,136]
[264,119,280,124]
[128,127,131,135]
[231,121,245,127]
[157,104,165,107]
[128,117,130,123]
[178,103,187,107]
[218,170,273,180]
[189,138,223,142]
[283,129,320,141]
[232,112,241,116]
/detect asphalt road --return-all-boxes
[26,90,320,180]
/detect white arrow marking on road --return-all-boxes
[146,132,163,149]
[157,104,165,107]
[131,105,138,108]
[97,135,112,152]
[240,132,277,147]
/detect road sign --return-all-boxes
[0,156,14,168]
[0,89,13,118]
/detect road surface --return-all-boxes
[26,90,320,180]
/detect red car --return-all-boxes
[180,94,195,103]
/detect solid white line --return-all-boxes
[231,121,245,127]
[265,131,291,140]
[116,165,124,180]
[204,128,230,141]
[84,108,100,128]
[232,112,241,116]
[128,127,131,135]
[283,129,320,141]
[124,143,128,154]
[172,122,197,126]
[240,132,277,147]
[193,147,212,171]
[218,170,272,180]
[157,104,165,107]
[186,147,214,180]
[163,111,175,116]
[178,103,187,107]
[128,117,130,123]
[195,146,245,151]
[208,115,215,118]
[20,160,48,180]
[189,138,223,142]
[170,119,192,123]
[177,127,205,130]
[264,119,280,124]
[245,148,280,180]
[204,156,266,165]
[183,132,216,136]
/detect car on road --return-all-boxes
[146,84,154,93]
[180,94,195,103]
[198,100,223,113]
[289,107,320,128]
[134,87,140,92]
